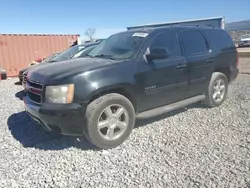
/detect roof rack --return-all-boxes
[127,24,217,31]
[205,24,215,28]
[171,24,215,28]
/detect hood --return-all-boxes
[28,58,117,84]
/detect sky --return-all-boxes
[0,0,249,39]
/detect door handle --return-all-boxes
[206,59,214,63]
[176,64,187,69]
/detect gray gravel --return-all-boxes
[0,59,250,188]
[239,57,250,75]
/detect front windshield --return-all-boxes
[241,34,250,39]
[51,45,85,62]
[71,45,97,59]
[89,32,148,60]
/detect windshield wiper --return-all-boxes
[48,60,57,63]
[85,54,95,58]
[93,54,116,60]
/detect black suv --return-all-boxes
[24,26,239,149]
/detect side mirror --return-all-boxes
[146,47,168,61]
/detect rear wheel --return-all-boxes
[85,93,135,149]
[203,72,228,107]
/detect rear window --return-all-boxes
[181,30,208,56]
[204,29,234,51]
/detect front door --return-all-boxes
[137,30,189,112]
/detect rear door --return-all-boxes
[137,29,189,111]
[179,29,214,97]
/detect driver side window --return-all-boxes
[150,30,182,58]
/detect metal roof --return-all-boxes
[0,34,80,36]
[127,17,224,30]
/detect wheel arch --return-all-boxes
[213,66,230,82]
[86,84,138,113]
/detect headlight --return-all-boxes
[45,84,74,104]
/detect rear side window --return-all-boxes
[204,29,234,51]
[181,30,208,56]
[150,30,182,58]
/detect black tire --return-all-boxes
[85,93,135,149]
[203,72,228,107]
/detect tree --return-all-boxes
[84,28,96,41]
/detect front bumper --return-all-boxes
[24,96,87,136]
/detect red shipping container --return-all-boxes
[0,34,79,77]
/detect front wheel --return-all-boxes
[85,93,135,149]
[203,72,228,107]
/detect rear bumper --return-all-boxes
[19,72,25,82]
[239,43,250,47]
[18,68,28,82]
[18,74,23,82]
[24,96,87,136]
[0,71,7,80]
[229,68,239,83]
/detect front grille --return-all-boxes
[26,79,43,105]
[28,80,43,89]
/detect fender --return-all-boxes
[72,60,141,109]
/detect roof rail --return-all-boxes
[172,24,200,27]
[127,24,217,31]
[171,24,216,28]
[205,24,215,28]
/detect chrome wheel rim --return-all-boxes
[97,105,129,141]
[212,79,226,103]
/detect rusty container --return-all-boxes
[0,34,79,77]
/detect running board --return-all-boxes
[136,95,205,119]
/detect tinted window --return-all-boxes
[182,30,208,56]
[150,30,181,57]
[204,29,234,50]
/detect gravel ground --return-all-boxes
[0,59,250,188]
[239,57,250,74]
